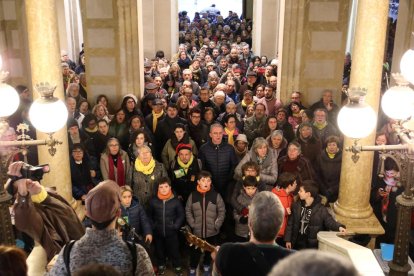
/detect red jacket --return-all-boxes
[272,187,294,237]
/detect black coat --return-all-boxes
[148,195,185,237]
[154,116,187,159]
[170,157,202,203]
[199,140,238,197]
[70,156,94,200]
[285,197,344,248]
[315,149,342,202]
[187,122,209,150]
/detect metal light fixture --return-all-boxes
[338,49,414,275]
[0,56,66,245]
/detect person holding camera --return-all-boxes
[6,161,85,262]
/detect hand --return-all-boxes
[210,246,220,261]
[326,102,333,111]
[286,207,291,215]
[286,242,292,249]
[378,188,388,197]
[7,161,24,178]
[339,227,346,233]
[90,170,96,178]
[81,195,87,201]
[145,234,153,244]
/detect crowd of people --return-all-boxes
[1,6,405,276]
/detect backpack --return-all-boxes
[63,240,137,276]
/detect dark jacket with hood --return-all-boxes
[120,197,152,242]
[315,149,342,202]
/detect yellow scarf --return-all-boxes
[177,154,194,173]
[224,127,235,145]
[313,121,327,130]
[241,100,254,108]
[152,110,164,132]
[326,148,337,159]
[135,158,156,175]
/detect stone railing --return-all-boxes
[318,231,384,276]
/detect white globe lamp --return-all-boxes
[29,83,68,133]
[381,73,414,120]
[337,89,377,139]
[0,56,20,118]
[400,49,414,85]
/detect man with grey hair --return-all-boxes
[269,249,359,276]
[213,191,292,276]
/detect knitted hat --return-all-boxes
[85,180,120,223]
[235,134,248,144]
[176,143,192,154]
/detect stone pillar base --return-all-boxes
[335,212,384,250]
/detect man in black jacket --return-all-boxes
[214,192,292,276]
[198,123,237,200]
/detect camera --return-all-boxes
[16,163,50,181]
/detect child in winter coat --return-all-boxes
[148,177,185,276]
[285,181,346,250]
[120,185,153,244]
[272,172,297,246]
[233,176,259,242]
[186,171,226,276]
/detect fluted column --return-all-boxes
[334,0,388,237]
[25,0,73,202]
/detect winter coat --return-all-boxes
[285,197,344,248]
[185,189,226,238]
[296,136,322,165]
[278,155,316,185]
[148,195,185,237]
[315,149,342,202]
[154,116,188,158]
[161,137,198,169]
[244,115,267,145]
[187,122,209,149]
[230,179,267,213]
[272,187,294,237]
[199,140,238,197]
[132,161,168,209]
[312,123,340,148]
[120,197,152,242]
[70,156,94,200]
[233,190,256,238]
[100,150,132,186]
[170,157,202,203]
[235,148,278,188]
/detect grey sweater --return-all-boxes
[47,228,154,276]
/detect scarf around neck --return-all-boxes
[177,154,194,173]
[158,190,173,200]
[313,121,327,130]
[197,185,211,194]
[152,110,164,132]
[108,153,125,186]
[135,158,156,175]
[224,127,238,145]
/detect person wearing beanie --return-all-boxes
[233,133,249,161]
[161,123,197,169]
[170,143,202,204]
[148,177,185,276]
[186,171,225,276]
[47,180,154,275]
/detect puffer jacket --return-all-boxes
[132,161,168,209]
[198,140,238,196]
[234,148,278,188]
[233,190,256,238]
[148,194,185,237]
[284,196,344,248]
[120,197,152,242]
[185,189,226,238]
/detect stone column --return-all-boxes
[278,0,349,105]
[251,0,280,58]
[334,0,389,237]
[24,0,73,202]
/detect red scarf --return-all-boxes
[108,154,125,186]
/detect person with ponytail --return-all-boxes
[148,177,185,276]
[100,137,131,187]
